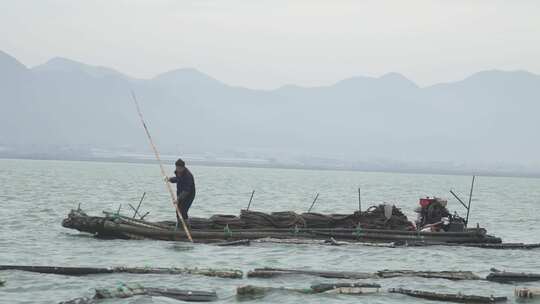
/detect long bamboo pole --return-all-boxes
[130,92,193,242]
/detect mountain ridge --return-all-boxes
[1,50,539,174]
[6,51,540,89]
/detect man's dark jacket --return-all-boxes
[169,168,196,220]
[169,168,196,202]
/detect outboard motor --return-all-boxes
[416,197,451,231]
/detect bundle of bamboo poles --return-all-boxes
[246,267,481,281]
[389,288,507,303]
[487,269,540,283]
[236,284,507,303]
[60,283,217,303]
[236,282,381,298]
[0,265,243,279]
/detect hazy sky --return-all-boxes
[1,0,539,89]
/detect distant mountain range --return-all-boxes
[1,50,539,175]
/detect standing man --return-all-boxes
[166,158,196,222]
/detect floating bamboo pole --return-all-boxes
[237,282,381,298]
[247,267,374,279]
[60,283,217,303]
[0,265,243,279]
[247,267,480,281]
[389,288,507,303]
[487,270,540,283]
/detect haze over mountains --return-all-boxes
[1,50,539,175]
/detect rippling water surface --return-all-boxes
[1,159,539,303]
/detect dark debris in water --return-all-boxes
[169,244,195,251]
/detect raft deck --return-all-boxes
[62,209,502,245]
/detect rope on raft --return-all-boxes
[183,205,413,230]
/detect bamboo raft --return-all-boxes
[487,269,540,283]
[247,267,481,281]
[60,283,217,303]
[236,282,381,298]
[61,208,502,245]
[389,288,507,303]
[0,265,482,281]
[236,284,507,303]
[2,264,527,302]
[0,265,242,279]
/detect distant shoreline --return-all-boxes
[1,154,539,179]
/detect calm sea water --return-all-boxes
[1,159,539,303]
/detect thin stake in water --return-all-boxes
[308,193,320,212]
[246,190,255,211]
[133,192,146,219]
[449,175,476,227]
[128,204,142,218]
[358,187,362,212]
[466,175,476,226]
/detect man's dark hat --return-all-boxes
[175,158,185,167]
